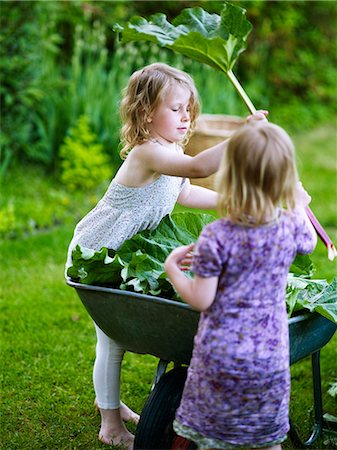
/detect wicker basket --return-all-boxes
[185,114,245,190]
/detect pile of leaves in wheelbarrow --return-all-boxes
[68,212,337,324]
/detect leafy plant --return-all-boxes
[67,212,214,296]
[68,211,337,324]
[287,275,337,323]
[68,21,127,169]
[0,2,44,166]
[114,2,256,112]
[60,115,111,192]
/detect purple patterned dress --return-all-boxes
[174,210,316,449]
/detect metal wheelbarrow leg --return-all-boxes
[289,350,324,448]
[287,314,337,448]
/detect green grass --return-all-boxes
[1,123,336,449]
[0,223,336,449]
[0,225,157,449]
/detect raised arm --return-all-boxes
[139,138,229,179]
[141,111,268,179]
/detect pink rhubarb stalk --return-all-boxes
[305,206,337,261]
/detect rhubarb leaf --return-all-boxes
[67,245,124,286]
[287,275,337,324]
[114,3,252,72]
[68,212,337,324]
[290,254,315,278]
[299,277,337,324]
[67,212,214,297]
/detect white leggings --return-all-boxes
[93,323,125,410]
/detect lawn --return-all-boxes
[1,123,336,449]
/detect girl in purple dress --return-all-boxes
[164,121,317,450]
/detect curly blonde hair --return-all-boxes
[216,122,298,225]
[119,62,200,159]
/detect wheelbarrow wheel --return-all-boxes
[134,366,196,450]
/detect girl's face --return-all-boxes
[148,83,191,145]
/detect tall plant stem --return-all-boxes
[226,69,336,260]
[226,70,257,115]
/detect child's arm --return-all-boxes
[294,182,317,246]
[177,180,218,210]
[139,138,228,179]
[164,244,218,312]
[138,111,269,179]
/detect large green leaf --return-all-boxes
[299,277,337,324]
[114,3,252,73]
[287,275,337,324]
[290,254,315,278]
[68,211,337,324]
[67,245,124,286]
[67,212,214,297]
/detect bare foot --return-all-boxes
[120,401,140,425]
[94,399,139,425]
[98,407,134,449]
[99,428,134,449]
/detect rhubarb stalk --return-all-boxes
[305,207,337,261]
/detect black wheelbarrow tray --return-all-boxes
[67,280,336,449]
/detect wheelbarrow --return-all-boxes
[66,280,336,449]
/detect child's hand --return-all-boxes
[295,181,312,208]
[164,243,195,272]
[246,110,269,123]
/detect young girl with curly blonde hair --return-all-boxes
[66,62,266,448]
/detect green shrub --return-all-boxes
[60,115,111,192]
[0,2,43,168]
[2,1,336,171]
[68,21,128,170]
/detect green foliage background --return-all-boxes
[1,0,336,173]
[60,115,111,191]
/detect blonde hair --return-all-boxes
[119,62,200,159]
[216,122,298,225]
